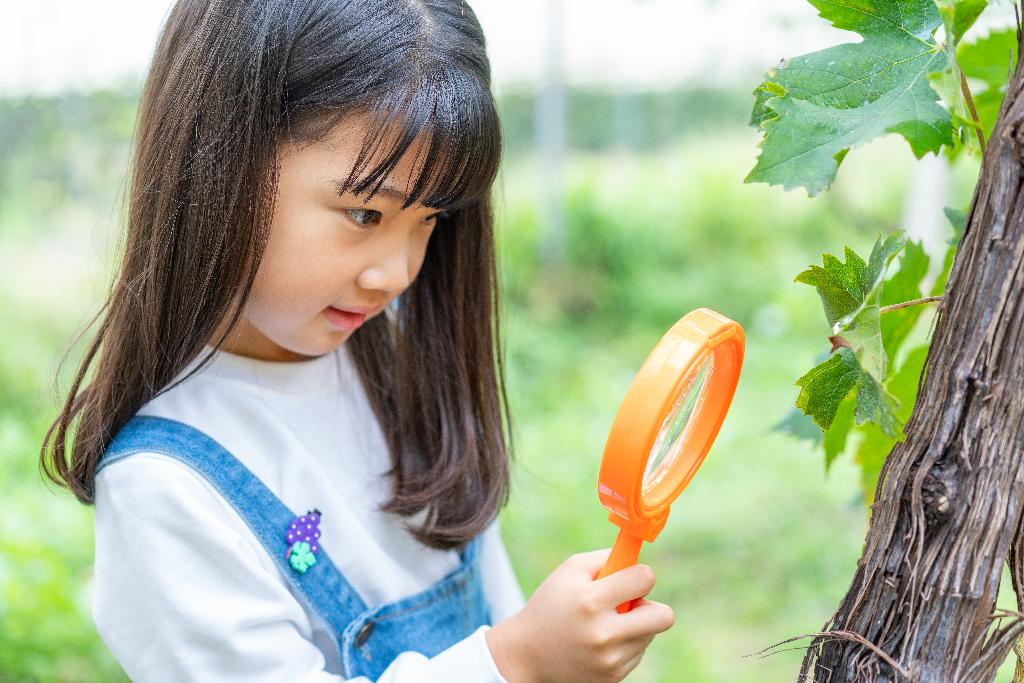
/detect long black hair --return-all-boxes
[41,0,511,550]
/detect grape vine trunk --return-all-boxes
[799,25,1024,683]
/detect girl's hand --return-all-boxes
[485,549,675,683]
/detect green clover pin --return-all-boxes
[287,541,317,573]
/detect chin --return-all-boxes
[262,334,336,362]
[306,330,354,356]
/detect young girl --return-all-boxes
[41,1,674,681]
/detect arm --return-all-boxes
[92,454,506,683]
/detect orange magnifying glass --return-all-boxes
[595,308,745,612]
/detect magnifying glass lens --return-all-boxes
[642,356,713,492]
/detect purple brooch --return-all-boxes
[285,508,322,574]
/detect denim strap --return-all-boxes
[98,415,370,635]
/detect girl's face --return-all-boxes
[216,113,444,362]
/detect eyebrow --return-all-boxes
[332,178,409,204]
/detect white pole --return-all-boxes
[535,0,567,266]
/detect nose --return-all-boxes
[356,243,414,295]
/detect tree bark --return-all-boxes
[796,23,1024,683]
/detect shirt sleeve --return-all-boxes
[92,453,508,683]
[478,517,527,623]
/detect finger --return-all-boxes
[614,650,646,680]
[619,631,655,654]
[565,548,613,575]
[593,563,657,607]
[615,598,675,639]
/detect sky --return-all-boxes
[3,0,1016,97]
[0,0,890,96]
[4,0,1018,96]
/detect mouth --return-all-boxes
[324,306,366,331]
[323,304,384,331]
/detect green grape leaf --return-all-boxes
[772,406,824,446]
[796,232,906,379]
[794,247,873,326]
[773,349,831,447]
[795,347,860,430]
[747,0,953,196]
[972,88,1007,139]
[939,0,988,44]
[824,394,857,472]
[844,301,887,382]
[855,370,904,438]
[794,233,908,438]
[958,28,1018,138]
[794,346,904,437]
[933,205,967,298]
[750,81,786,128]
[959,27,1018,89]
[853,418,891,506]
[795,232,906,327]
[852,344,928,504]
[879,239,930,367]
[944,206,968,246]
[887,343,930,420]
[928,1,989,157]
[782,236,929,469]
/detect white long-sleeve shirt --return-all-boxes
[91,342,525,682]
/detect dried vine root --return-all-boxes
[1013,635,1024,683]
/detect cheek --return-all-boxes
[408,228,435,280]
[248,206,340,321]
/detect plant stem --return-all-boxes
[880,295,943,314]
[959,61,987,154]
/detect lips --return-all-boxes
[324,306,367,331]
[332,304,384,316]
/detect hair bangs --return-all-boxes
[337,68,501,212]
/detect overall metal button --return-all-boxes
[354,621,374,648]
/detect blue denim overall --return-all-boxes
[96,415,492,680]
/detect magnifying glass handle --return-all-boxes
[595,529,645,613]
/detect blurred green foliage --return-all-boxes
[498,86,751,155]
[2,86,1013,681]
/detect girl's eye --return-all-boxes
[343,207,448,229]
[344,208,382,228]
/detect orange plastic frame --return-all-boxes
[595,308,745,610]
